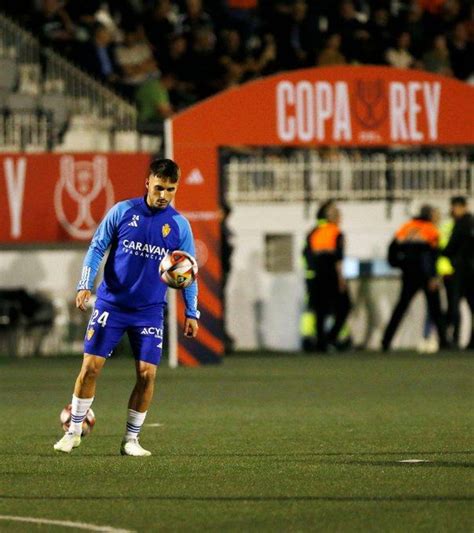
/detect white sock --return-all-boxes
[68,395,94,435]
[125,409,147,439]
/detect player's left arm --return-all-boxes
[174,215,200,337]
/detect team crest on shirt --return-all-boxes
[162,224,171,237]
[86,328,95,340]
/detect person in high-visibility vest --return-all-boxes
[383,205,448,351]
[437,215,459,345]
[303,200,351,352]
[419,209,456,353]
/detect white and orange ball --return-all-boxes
[159,250,198,289]
[60,404,96,437]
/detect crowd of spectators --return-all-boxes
[3,0,473,132]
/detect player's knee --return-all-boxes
[136,366,156,387]
[79,362,102,382]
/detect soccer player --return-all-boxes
[54,158,199,456]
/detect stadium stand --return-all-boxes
[0,1,472,151]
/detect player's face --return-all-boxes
[146,175,178,210]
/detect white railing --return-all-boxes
[0,13,137,132]
[224,151,472,202]
[0,112,51,152]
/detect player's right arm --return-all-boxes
[75,202,124,311]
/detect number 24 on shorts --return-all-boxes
[89,310,110,327]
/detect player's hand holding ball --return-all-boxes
[159,250,198,289]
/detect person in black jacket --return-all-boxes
[77,23,120,86]
[444,196,474,350]
[383,205,448,351]
[304,200,351,352]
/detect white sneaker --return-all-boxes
[54,433,81,453]
[120,437,151,457]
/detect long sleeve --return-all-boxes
[174,215,200,319]
[77,203,124,291]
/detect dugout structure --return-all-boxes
[166,65,474,366]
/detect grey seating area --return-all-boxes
[0,56,71,150]
[0,12,139,152]
[0,57,17,90]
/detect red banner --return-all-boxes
[172,66,474,148]
[0,153,151,244]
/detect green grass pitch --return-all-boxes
[0,352,473,532]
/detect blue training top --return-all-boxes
[77,197,199,319]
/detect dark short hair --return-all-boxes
[450,195,467,207]
[418,204,433,221]
[317,199,334,220]
[149,159,180,182]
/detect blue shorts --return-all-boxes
[83,299,165,365]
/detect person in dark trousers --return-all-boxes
[383,205,448,351]
[305,200,351,352]
[443,196,474,350]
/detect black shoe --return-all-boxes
[328,337,353,352]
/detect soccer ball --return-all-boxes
[60,404,96,436]
[159,250,198,289]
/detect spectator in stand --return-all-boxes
[159,33,197,107]
[271,0,316,70]
[31,0,76,51]
[385,31,415,69]
[185,26,220,98]
[367,7,393,64]
[79,23,120,85]
[178,0,214,39]
[247,33,278,78]
[449,22,473,80]
[217,28,250,86]
[143,0,178,64]
[330,0,371,63]
[225,0,258,44]
[317,34,346,66]
[422,34,453,75]
[115,25,160,100]
[135,71,175,134]
[401,1,426,59]
[65,0,101,42]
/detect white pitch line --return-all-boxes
[0,515,135,532]
[398,459,431,463]
[145,423,163,427]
